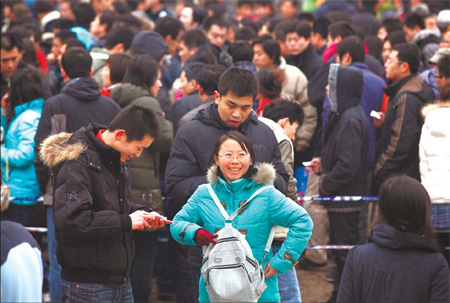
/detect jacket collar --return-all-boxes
[384,74,417,97]
[207,162,276,186]
[13,98,44,117]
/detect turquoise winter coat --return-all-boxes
[170,163,313,303]
[1,98,44,204]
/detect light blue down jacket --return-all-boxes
[1,98,44,204]
[170,163,313,303]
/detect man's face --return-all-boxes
[179,70,194,96]
[60,2,75,20]
[115,133,154,163]
[377,26,388,41]
[255,4,271,19]
[403,25,418,41]
[237,4,253,20]
[283,120,299,141]
[385,50,404,81]
[90,15,104,37]
[286,32,309,56]
[93,0,112,13]
[382,40,393,64]
[280,1,297,19]
[167,31,183,57]
[1,47,21,78]
[51,37,63,57]
[436,71,450,101]
[206,25,227,48]
[179,7,194,30]
[216,91,253,127]
[253,44,274,69]
[424,16,438,31]
[178,41,196,64]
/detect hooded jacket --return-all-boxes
[41,124,149,285]
[170,163,313,303]
[34,77,121,206]
[320,65,369,209]
[419,102,450,203]
[110,83,173,214]
[1,98,44,204]
[375,75,435,183]
[165,103,289,216]
[337,224,449,303]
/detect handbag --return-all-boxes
[1,157,11,212]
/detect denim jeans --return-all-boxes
[61,279,133,303]
[47,206,62,302]
[272,244,302,303]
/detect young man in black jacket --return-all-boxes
[41,104,170,302]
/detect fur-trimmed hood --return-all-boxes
[422,101,450,117]
[206,162,276,185]
[39,132,86,167]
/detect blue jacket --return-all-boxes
[1,98,44,204]
[170,163,313,303]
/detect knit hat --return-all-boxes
[130,30,168,61]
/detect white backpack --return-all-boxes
[202,184,276,303]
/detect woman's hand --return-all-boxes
[1,93,10,117]
[194,229,218,246]
[310,157,322,174]
[263,262,278,279]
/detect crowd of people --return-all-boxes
[1,0,450,302]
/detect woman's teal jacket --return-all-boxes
[170,163,313,303]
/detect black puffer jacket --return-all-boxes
[375,75,434,183]
[338,223,449,303]
[320,65,369,210]
[165,103,289,216]
[42,124,148,285]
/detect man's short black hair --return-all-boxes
[197,64,226,95]
[329,21,355,40]
[106,53,131,84]
[404,13,425,30]
[273,20,290,42]
[393,43,421,74]
[61,46,92,78]
[1,33,23,51]
[203,16,229,32]
[180,29,208,49]
[234,26,257,43]
[104,26,135,51]
[64,38,86,49]
[182,62,205,81]
[296,12,315,23]
[313,17,331,39]
[218,67,258,99]
[53,18,76,31]
[154,16,184,40]
[281,0,299,8]
[252,35,281,66]
[238,0,254,7]
[228,41,253,62]
[112,1,131,15]
[122,55,160,90]
[288,21,311,39]
[379,17,403,33]
[99,10,119,33]
[189,4,208,25]
[384,30,407,46]
[437,54,449,79]
[55,30,77,43]
[73,2,96,30]
[33,0,54,14]
[336,36,365,63]
[108,104,160,141]
[262,99,304,125]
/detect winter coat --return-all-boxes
[1,98,44,204]
[178,96,215,130]
[278,57,317,149]
[287,43,323,80]
[337,223,449,303]
[320,65,369,210]
[419,102,450,203]
[170,92,201,134]
[352,10,380,37]
[34,77,121,206]
[375,75,435,183]
[42,125,149,285]
[90,47,110,88]
[316,0,357,18]
[165,103,289,216]
[170,163,313,303]
[110,83,173,213]
[420,68,439,99]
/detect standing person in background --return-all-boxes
[337,175,449,303]
[34,46,121,303]
[311,17,331,56]
[419,54,450,263]
[255,68,285,115]
[1,68,45,226]
[109,55,173,303]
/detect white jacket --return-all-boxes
[419,102,450,203]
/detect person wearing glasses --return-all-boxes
[170,131,313,303]
[165,67,289,303]
[374,43,434,185]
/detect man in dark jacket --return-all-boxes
[43,105,168,302]
[375,43,435,183]
[286,20,323,80]
[310,64,369,303]
[33,46,121,303]
[165,67,289,303]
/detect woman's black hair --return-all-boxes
[122,55,160,95]
[7,68,45,124]
[374,175,437,245]
[105,53,132,84]
[209,131,255,166]
[256,68,285,100]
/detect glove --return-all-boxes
[194,229,218,246]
